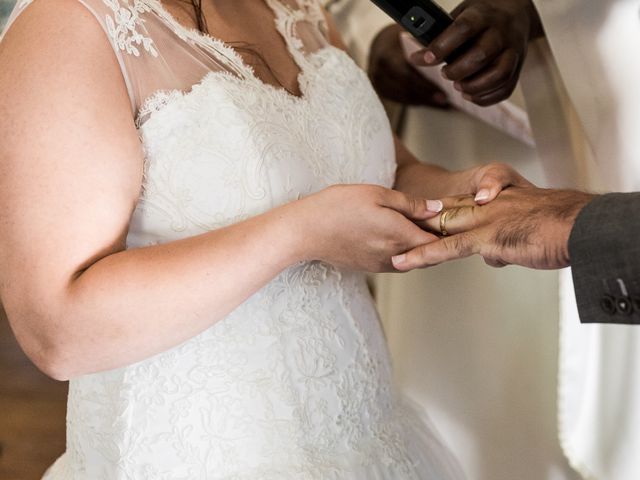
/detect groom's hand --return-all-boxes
[392,187,596,270]
[408,0,543,106]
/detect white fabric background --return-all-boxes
[528,1,640,479]
[330,1,581,479]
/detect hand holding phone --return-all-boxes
[369,0,541,106]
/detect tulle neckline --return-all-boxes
[144,0,320,102]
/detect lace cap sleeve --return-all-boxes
[2,0,340,122]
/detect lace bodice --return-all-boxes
[2,1,463,478]
[130,48,395,240]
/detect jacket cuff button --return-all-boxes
[617,297,633,315]
[600,295,617,315]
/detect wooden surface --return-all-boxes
[0,313,67,480]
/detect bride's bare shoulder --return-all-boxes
[0,0,134,127]
[0,0,126,89]
[2,0,113,46]
[0,0,143,241]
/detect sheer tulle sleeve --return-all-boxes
[1,0,236,118]
[1,0,336,121]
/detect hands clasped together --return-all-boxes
[362,0,595,273]
[391,186,594,272]
[302,162,594,274]
[298,163,587,273]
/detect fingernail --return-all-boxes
[475,189,490,202]
[426,199,443,212]
[424,51,436,63]
[392,254,406,266]
[453,82,462,92]
[462,93,472,101]
[441,69,449,79]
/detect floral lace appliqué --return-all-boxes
[103,0,158,57]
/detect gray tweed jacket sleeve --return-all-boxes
[569,192,640,324]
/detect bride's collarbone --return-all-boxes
[160,0,305,95]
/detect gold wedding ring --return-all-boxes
[440,209,450,237]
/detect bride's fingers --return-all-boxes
[474,169,509,204]
[380,189,442,220]
[441,195,477,209]
[418,203,479,235]
[419,195,476,224]
[472,164,534,205]
[392,232,479,271]
[413,195,475,232]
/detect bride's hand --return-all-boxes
[450,162,534,204]
[289,184,440,273]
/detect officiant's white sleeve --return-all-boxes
[524,1,640,479]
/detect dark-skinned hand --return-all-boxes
[409,0,544,106]
[392,187,596,271]
[369,24,450,108]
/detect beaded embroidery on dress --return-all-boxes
[1,0,465,478]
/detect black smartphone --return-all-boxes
[369,0,453,46]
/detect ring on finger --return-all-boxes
[440,209,451,236]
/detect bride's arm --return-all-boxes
[392,138,458,199]
[0,0,301,381]
[0,0,436,381]
[392,136,533,202]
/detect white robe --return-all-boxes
[524,1,640,479]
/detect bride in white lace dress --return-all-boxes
[0,0,527,478]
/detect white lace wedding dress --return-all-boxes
[3,0,464,478]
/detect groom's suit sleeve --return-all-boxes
[569,192,640,324]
